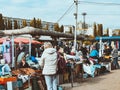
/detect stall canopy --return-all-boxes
[95,36,120,41]
[39,36,53,41]
[0,37,42,44]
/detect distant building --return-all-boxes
[63,22,89,35]
[3,16,56,31]
[86,27,94,36]
[77,21,88,35]
[113,29,120,35]
[63,25,74,34]
[109,28,113,36]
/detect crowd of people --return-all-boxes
[35,41,119,90]
[1,40,119,90]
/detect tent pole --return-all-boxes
[29,36,32,56]
[11,35,14,68]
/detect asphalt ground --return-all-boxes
[60,62,120,90]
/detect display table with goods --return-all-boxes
[99,56,112,72]
[0,60,16,89]
[0,75,17,84]
[12,68,47,90]
[0,74,17,90]
[62,58,83,87]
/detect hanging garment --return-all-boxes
[3,53,11,64]
[2,40,12,64]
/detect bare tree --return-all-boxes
[22,19,27,28]
[0,14,5,30]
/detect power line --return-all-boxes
[56,1,120,23]
[57,2,74,23]
[78,1,120,6]
[78,14,120,16]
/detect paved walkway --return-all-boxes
[60,69,120,90]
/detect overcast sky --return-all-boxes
[0,0,120,29]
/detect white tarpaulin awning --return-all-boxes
[39,36,52,40]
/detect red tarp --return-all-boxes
[0,37,42,44]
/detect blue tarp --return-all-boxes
[95,36,120,41]
[95,36,120,51]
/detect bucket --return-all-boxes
[83,73,88,78]
[58,86,63,90]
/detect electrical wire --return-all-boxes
[77,1,120,18]
[78,1,120,6]
[57,2,74,23]
[78,14,120,16]
[56,1,120,23]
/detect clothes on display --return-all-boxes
[0,59,11,76]
[2,40,12,64]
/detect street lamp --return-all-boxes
[82,12,87,34]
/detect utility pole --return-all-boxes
[74,0,78,52]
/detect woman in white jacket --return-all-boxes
[39,42,58,90]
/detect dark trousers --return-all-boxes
[113,57,119,69]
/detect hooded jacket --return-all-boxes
[39,48,57,75]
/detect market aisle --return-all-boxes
[61,69,120,90]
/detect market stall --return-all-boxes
[0,35,42,67]
[0,35,45,89]
[0,68,46,90]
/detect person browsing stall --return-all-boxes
[39,42,58,90]
[89,46,99,59]
[111,45,119,69]
[18,55,30,68]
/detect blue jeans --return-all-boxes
[113,57,119,69]
[44,74,58,90]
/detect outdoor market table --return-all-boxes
[0,76,17,84]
